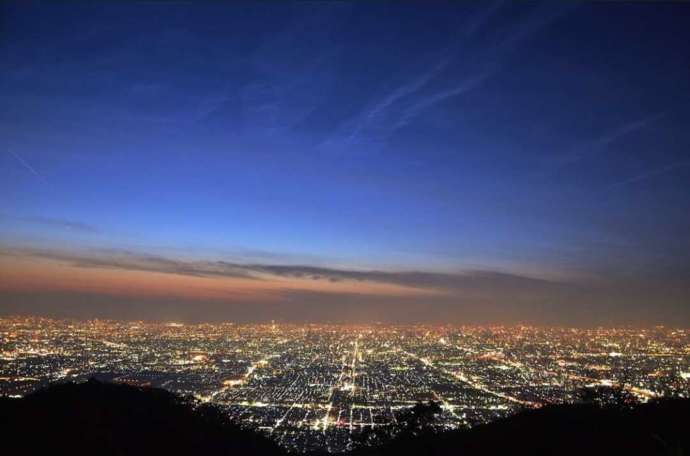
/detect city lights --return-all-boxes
[1,317,688,452]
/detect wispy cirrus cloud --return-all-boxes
[548,113,665,171]
[326,2,571,150]
[7,149,45,182]
[608,159,690,190]
[344,56,454,144]
[392,73,491,131]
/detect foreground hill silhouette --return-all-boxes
[353,398,690,456]
[1,380,688,456]
[0,379,285,456]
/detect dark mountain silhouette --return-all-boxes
[1,380,688,456]
[0,379,285,456]
[352,398,690,456]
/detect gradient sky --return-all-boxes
[1,1,690,325]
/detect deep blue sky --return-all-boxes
[1,2,689,324]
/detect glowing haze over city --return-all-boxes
[1,1,689,453]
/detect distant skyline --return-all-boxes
[1,1,689,325]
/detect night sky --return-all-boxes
[1,2,689,325]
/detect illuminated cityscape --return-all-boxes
[1,317,688,452]
[2,2,690,455]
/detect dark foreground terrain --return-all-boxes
[353,398,690,456]
[1,380,688,456]
[0,379,284,456]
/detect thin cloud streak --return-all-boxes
[551,114,664,169]
[347,56,452,142]
[394,73,491,130]
[7,149,45,181]
[0,246,564,293]
[609,160,690,190]
[335,2,571,147]
[2,215,99,233]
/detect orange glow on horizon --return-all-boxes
[0,255,444,302]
